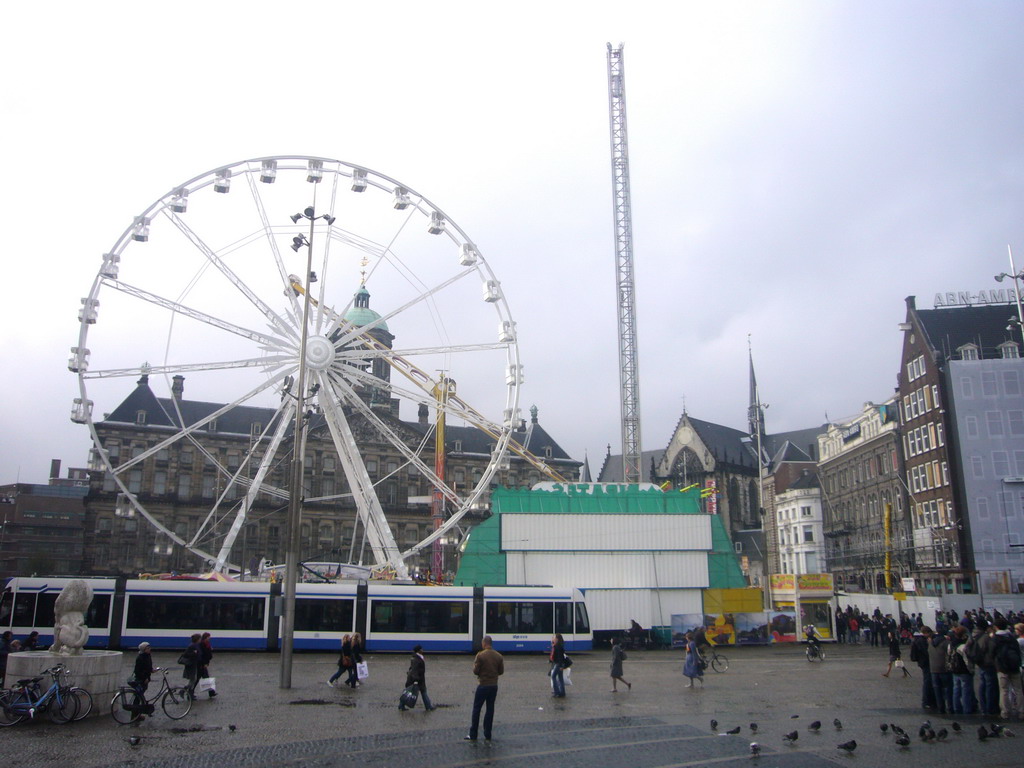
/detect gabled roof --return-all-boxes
[912,301,1019,361]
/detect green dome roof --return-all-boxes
[345,286,388,332]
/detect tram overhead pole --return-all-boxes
[606,43,643,484]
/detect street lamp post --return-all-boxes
[280,203,333,689]
[994,245,1024,338]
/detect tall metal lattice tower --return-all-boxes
[607,43,643,484]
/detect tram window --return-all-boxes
[35,593,112,630]
[295,598,355,633]
[126,594,265,631]
[555,602,573,635]
[574,602,590,634]
[13,593,36,626]
[0,590,12,626]
[370,600,469,634]
[486,601,553,634]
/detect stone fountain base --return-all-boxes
[5,650,123,716]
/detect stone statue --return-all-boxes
[51,579,93,655]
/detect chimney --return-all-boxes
[172,375,185,401]
[418,403,429,426]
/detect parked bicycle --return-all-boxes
[57,665,94,721]
[110,667,192,723]
[0,664,80,726]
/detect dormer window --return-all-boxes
[135,410,146,425]
[544,446,553,458]
[999,341,1020,359]
[454,440,462,452]
[958,343,979,361]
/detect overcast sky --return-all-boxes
[2,1,1022,485]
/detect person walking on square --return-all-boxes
[683,631,704,688]
[399,644,434,711]
[199,632,217,698]
[465,635,503,743]
[549,633,566,698]
[883,630,910,678]
[610,637,631,692]
[346,631,364,688]
[327,636,349,687]
[181,633,202,699]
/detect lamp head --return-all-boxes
[996,274,1005,282]
[304,206,315,219]
[290,212,303,224]
[291,236,305,252]
[323,214,336,225]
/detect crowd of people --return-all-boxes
[837,605,1024,721]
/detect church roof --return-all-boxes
[345,285,389,332]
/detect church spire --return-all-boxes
[747,335,766,442]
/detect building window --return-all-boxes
[970,456,984,479]
[1000,342,1020,359]
[803,526,814,543]
[994,451,1010,477]
[154,470,167,495]
[1004,370,1022,395]
[136,410,146,425]
[958,344,979,360]
[128,469,142,494]
[1008,410,1024,437]
[178,474,192,497]
[987,411,1005,437]
[251,422,262,438]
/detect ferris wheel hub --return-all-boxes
[304,335,336,371]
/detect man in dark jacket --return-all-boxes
[400,644,434,711]
[972,619,999,716]
[926,628,953,714]
[910,628,937,710]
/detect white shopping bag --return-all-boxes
[197,677,216,693]
[356,661,369,680]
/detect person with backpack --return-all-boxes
[948,626,976,715]
[992,616,1022,720]
[910,627,937,710]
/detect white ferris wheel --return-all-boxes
[71,156,522,580]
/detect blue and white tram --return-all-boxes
[1,577,591,653]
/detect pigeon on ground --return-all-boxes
[880,723,889,734]
[808,720,821,732]
[951,721,961,732]
[129,736,141,746]
[978,725,989,741]
[990,723,1004,737]
[783,731,799,743]
[749,742,761,756]
[919,727,935,742]
[710,719,718,731]
[921,720,932,730]
[1003,728,1016,737]
[228,724,237,732]
[936,728,948,741]
[833,718,843,730]
[750,722,758,733]
[895,733,910,748]
[836,740,857,753]
[726,726,741,735]
[891,724,906,736]
[791,714,800,719]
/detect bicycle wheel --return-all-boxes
[0,691,27,727]
[710,653,729,673]
[68,688,94,720]
[162,687,193,720]
[49,689,79,724]
[110,690,142,724]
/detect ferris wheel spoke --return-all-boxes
[207,396,297,572]
[105,278,292,349]
[315,373,408,578]
[164,211,297,342]
[113,371,292,475]
[82,356,293,381]
[320,369,460,506]
[243,172,305,322]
